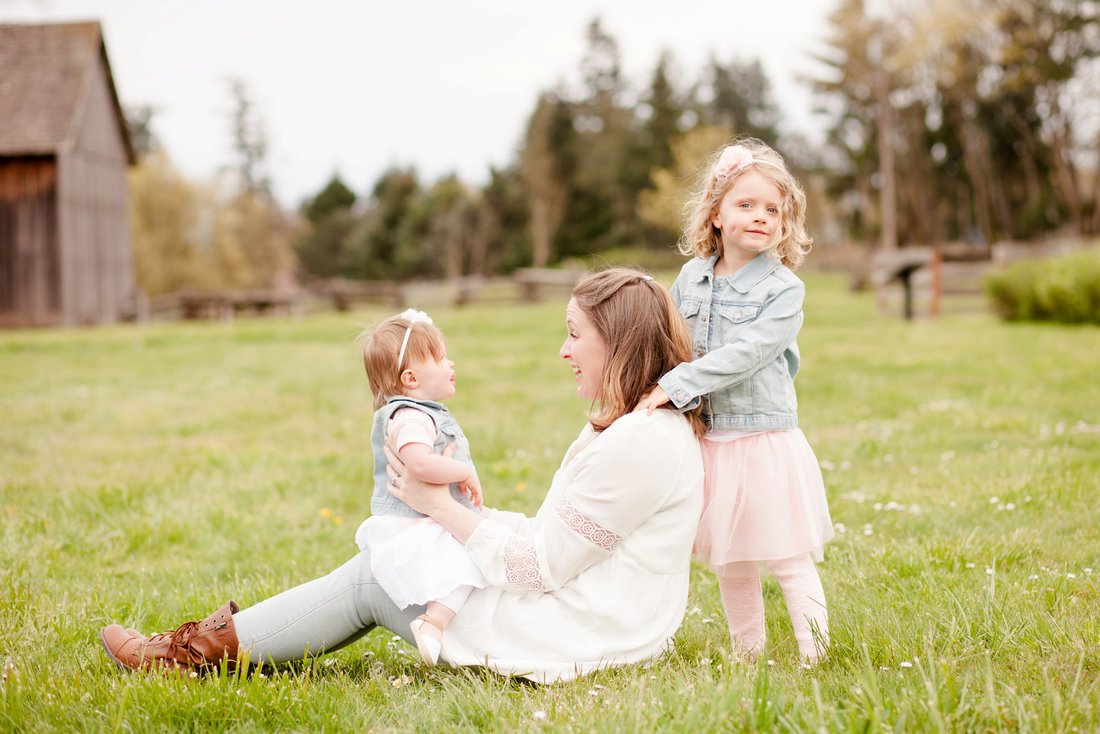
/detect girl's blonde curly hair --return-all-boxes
[678,137,812,269]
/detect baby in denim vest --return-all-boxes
[354,309,485,665]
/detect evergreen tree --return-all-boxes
[293,174,358,279]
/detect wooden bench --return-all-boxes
[513,268,585,303]
[173,289,301,320]
[319,279,405,311]
[872,245,992,319]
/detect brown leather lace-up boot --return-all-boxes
[99,601,240,674]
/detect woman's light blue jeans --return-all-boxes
[231,548,423,664]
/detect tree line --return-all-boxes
[128,4,1099,295]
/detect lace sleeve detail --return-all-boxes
[556,498,623,552]
[503,536,548,591]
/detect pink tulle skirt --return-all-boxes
[693,429,834,572]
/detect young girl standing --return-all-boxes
[638,139,833,664]
[354,309,486,665]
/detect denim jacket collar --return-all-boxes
[692,253,781,294]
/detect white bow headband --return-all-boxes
[396,308,433,372]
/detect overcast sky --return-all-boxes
[2,0,839,207]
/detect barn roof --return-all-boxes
[0,20,134,163]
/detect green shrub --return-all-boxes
[986,248,1100,324]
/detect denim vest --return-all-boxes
[370,397,479,518]
[658,253,804,432]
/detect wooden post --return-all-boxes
[930,248,942,318]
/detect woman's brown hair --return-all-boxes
[571,268,706,437]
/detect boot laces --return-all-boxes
[148,620,204,665]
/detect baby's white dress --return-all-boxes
[354,408,486,609]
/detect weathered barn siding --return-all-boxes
[59,50,133,325]
[0,157,60,326]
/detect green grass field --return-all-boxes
[2,272,1097,732]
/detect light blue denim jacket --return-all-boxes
[658,253,804,432]
[370,396,479,518]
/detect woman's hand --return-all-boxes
[385,434,486,543]
[634,386,671,415]
[383,440,454,517]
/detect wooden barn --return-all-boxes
[0,21,136,327]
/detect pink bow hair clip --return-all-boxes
[712,145,754,181]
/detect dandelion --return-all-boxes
[332,516,344,526]
[516,483,527,493]
[319,508,333,518]
[533,710,547,721]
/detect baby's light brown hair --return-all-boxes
[357,314,447,410]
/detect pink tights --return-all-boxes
[716,554,828,663]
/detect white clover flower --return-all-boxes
[899,661,913,668]
[533,710,547,721]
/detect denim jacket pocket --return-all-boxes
[716,303,760,324]
[678,300,702,319]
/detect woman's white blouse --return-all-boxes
[440,410,704,683]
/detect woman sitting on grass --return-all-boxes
[99,268,706,684]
